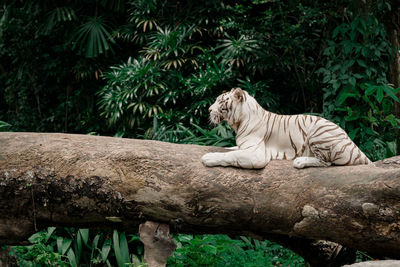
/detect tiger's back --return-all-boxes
[265,114,371,166]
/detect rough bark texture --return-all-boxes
[1,133,400,262]
[0,247,17,267]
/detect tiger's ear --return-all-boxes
[233,88,245,102]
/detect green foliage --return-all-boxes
[72,16,116,58]
[11,228,146,267]
[0,0,126,133]
[184,123,236,147]
[217,34,261,68]
[98,57,165,131]
[145,117,235,147]
[1,0,398,157]
[318,10,399,160]
[97,0,360,139]
[0,121,11,131]
[169,234,304,267]
[356,250,375,263]
[41,6,77,35]
[11,229,305,267]
[113,230,130,267]
[11,228,68,267]
[4,0,397,156]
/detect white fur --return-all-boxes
[202,88,371,169]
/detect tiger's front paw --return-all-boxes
[201,153,222,167]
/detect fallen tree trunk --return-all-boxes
[1,133,400,263]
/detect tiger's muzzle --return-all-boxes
[209,112,223,125]
[208,105,224,125]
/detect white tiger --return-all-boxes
[201,88,371,169]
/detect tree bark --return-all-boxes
[0,247,17,267]
[1,132,400,264]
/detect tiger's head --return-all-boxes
[208,88,248,127]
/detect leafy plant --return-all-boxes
[11,228,307,267]
[41,6,77,35]
[98,57,166,132]
[183,123,235,147]
[0,1,123,133]
[11,228,68,267]
[142,25,201,70]
[169,234,304,267]
[0,121,11,131]
[217,34,261,68]
[144,115,235,147]
[113,230,130,267]
[72,16,116,58]
[11,228,146,267]
[318,12,399,160]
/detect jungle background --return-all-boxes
[0,0,399,266]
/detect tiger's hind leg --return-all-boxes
[293,133,334,169]
[297,120,350,168]
[293,157,331,169]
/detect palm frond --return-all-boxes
[72,16,115,58]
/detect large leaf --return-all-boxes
[42,6,77,35]
[0,121,12,131]
[382,85,399,102]
[67,248,77,267]
[101,239,112,262]
[119,232,130,264]
[72,16,116,57]
[62,239,73,255]
[113,230,130,267]
[45,227,56,242]
[79,229,90,247]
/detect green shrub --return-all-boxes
[318,13,399,160]
[11,228,305,267]
[11,228,146,267]
[169,235,304,267]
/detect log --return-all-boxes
[0,132,400,263]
